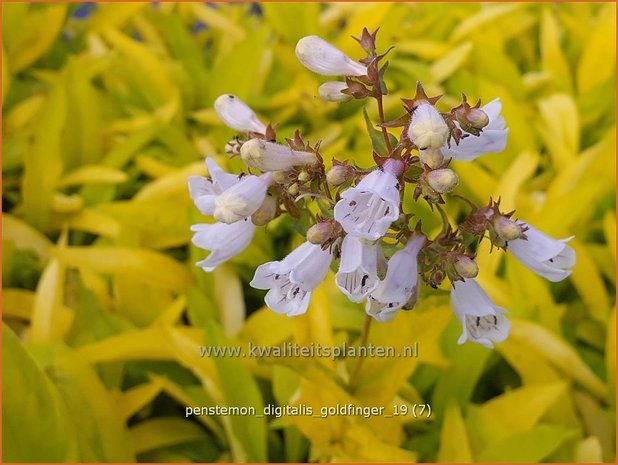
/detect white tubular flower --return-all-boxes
[441,98,508,161]
[191,218,256,272]
[451,279,510,348]
[407,101,450,150]
[334,160,402,241]
[319,81,352,102]
[508,223,576,282]
[336,235,382,303]
[250,242,332,316]
[240,138,317,172]
[214,94,267,134]
[295,35,367,76]
[213,172,273,224]
[187,158,241,215]
[366,234,425,322]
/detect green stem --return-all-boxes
[349,314,373,391]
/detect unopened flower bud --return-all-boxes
[287,183,300,196]
[224,139,242,156]
[306,222,334,244]
[318,81,352,102]
[418,148,444,169]
[214,94,266,134]
[295,35,367,77]
[326,164,355,186]
[272,170,289,184]
[494,216,523,241]
[427,169,459,193]
[298,170,311,182]
[407,102,449,150]
[251,195,278,226]
[454,256,479,279]
[240,138,317,172]
[466,108,489,129]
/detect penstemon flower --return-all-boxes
[365,234,425,322]
[451,278,511,348]
[295,35,367,76]
[187,29,576,350]
[191,219,256,272]
[334,159,402,241]
[250,242,332,316]
[336,235,384,303]
[507,223,576,282]
[214,94,267,134]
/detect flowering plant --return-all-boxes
[189,29,576,349]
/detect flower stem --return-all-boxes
[376,92,393,154]
[349,314,373,391]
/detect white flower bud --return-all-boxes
[454,256,479,279]
[427,169,459,193]
[295,35,367,77]
[318,81,352,102]
[297,170,311,182]
[272,170,290,184]
[407,102,449,150]
[287,183,299,196]
[214,95,267,134]
[418,148,444,169]
[240,138,317,172]
[466,108,489,129]
[494,216,523,241]
[306,222,334,244]
[251,195,278,226]
[326,164,354,186]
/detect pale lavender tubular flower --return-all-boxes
[295,35,367,76]
[441,98,508,161]
[191,219,256,272]
[214,94,267,134]
[508,223,576,282]
[365,234,425,322]
[240,139,317,172]
[334,160,402,241]
[336,235,383,303]
[250,242,333,316]
[187,158,242,216]
[319,81,352,102]
[451,278,510,348]
[213,171,273,224]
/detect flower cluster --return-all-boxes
[188,30,576,349]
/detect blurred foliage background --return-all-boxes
[2,2,616,463]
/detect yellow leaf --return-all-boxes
[540,8,572,90]
[115,380,165,422]
[537,94,579,168]
[213,265,245,337]
[65,208,120,238]
[574,436,603,463]
[89,3,147,31]
[572,391,614,461]
[129,418,206,455]
[134,161,204,201]
[4,94,45,133]
[603,212,616,260]
[49,246,191,291]
[430,41,473,83]
[58,166,128,187]
[570,240,611,324]
[2,214,52,258]
[192,3,246,43]
[239,307,294,347]
[606,309,616,408]
[438,402,473,462]
[450,3,521,42]
[510,320,607,400]
[577,3,616,94]
[8,5,67,73]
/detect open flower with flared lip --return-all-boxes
[214,94,266,134]
[451,278,510,348]
[507,223,575,282]
[188,158,243,216]
[250,242,332,316]
[441,98,508,161]
[240,139,317,172]
[336,235,384,303]
[365,234,425,322]
[334,160,402,241]
[191,218,256,272]
[295,35,367,76]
